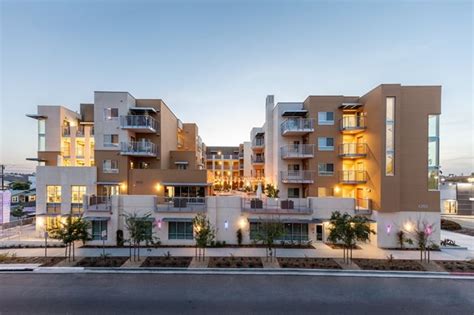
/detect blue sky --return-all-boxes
[1,0,472,174]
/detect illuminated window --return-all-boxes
[71,186,86,203]
[104,108,118,121]
[61,141,71,157]
[76,141,85,157]
[385,97,395,176]
[46,186,61,203]
[428,115,440,190]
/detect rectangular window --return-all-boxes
[103,134,119,147]
[385,97,395,176]
[317,187,334,197]
[288,188,300,198]
[428,115,440,190]
[103,160,119,173]
[71,186,86,203]
[38,119,46,152]
[250,222,308,241]
[61,141,71,157]
[168,221,193,240]
[177,164,188,170]
[318,137,334,151]
[92,221,108,240]
[104,108,119,121]
[76,141,85,157]
[46,186,61,203]
[318,163,334,176]
[318,112,334,125]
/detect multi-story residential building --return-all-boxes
[440,176,474,215]
[28,91,211,236]
[27,84,442,248]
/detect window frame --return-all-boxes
[318,112,335,125]
[318,137,334,151]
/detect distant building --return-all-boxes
[10,188,36,213]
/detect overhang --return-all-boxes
[162,218,193,223]
[162,182,211,187]
[339,103,363,110]
[282,110,307,117]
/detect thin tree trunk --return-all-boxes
[72,242,75,261]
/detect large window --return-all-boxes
[92,221,108,240]
[103,134,119,147]
[318,112,334,125]
[165,186,205,198]
[250,222,308,241]
[168,221,193,240]
[71,186,86,203]
[287,188,300,198]
[46,186,61,203]
[318,137,334,151]
[428,115,440,190]
[103,160,119,173]
[38,119,46,151]
[318,163,334,176]
[104,108,119,121]
[385,97,395,176]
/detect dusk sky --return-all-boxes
[0,0,472,174]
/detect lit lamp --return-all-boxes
[238,217,247,229]
[386,224,392,235]
[224,220,229,230]
[334,186,341,194]
[157,219,162,230]
[155,183,162,192]
[404,221,413,232]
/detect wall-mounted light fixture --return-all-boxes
[224,220,229,230]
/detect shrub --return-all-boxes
[440,219,462,231]
[236,228,243,246]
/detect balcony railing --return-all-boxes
[281,144,315,159]
[206,154,239,160]
[338,143,368,158]
[355,198,372,214]
[339,170,368,184]
[339,115,366,133]
[252,156,265,164]
[242,197,312,214]
[280,118,314,136]
[120,141,158,157]
[120,115,158,133]
[155,197,206,212]
[76,127,85,137]
[281,170,315,184]
[252,138,265,149]
[84,195,112,212]
[62,126,71,137]
[46,202,61,214]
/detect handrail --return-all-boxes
[281,118,314,133]
[120,115,158,131]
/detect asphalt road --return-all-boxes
[0,273,472,314]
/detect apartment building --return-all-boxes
[28,91,211,237]
[205,146,246,190]
[440,176,474,215]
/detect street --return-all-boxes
[0,273,472,314]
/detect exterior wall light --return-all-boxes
[224,220,229,230]
[157,219,162,230]
[238,217,246,229]
[386,224,392,235]
[334,186,341,194]
[404,222,413,232]
[156,183,162,192]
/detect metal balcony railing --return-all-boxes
[155,197,206,212]
[84,195,111,212]
[280,170,315,183]
[76,127,85,137]
[355,198,372,214]
[339,115,366,132]
[242,197,312,214]
[252,156,265,164]
[46,203,61,214]
[252,138,265,148]
[280,118,314,135]
[62,126,71,137]
[338,143,368,158]
[281,144,315,159]
[339,170,368,184]
[120,141,157,156]
[120,115,158,132]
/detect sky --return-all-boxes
[0,0,473,175]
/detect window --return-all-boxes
[318,112,334,125]
[176,164,188,170]
[318,187,333,197]
[288,188,300,198]
[71,186,86,203]
[103,160,119,173]
[385,97,395,176]
[104,108,118,121]
[38,119,46,152]
[428,115,440,190]
[168,221,193,240]
[318,137,334,151]
[61,141,71,157]
[76,141,85,157]
[103,134,119,147]
[46,186,61,203]
[92,221,108,240]
[250,222,308,241]
[318,163,334,176]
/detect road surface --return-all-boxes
[0,273,472,314]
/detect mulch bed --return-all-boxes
[441,219,462,231]
[278,258,342,269]
[208,257,263,268]
[353,259,426,271]
[436,260,474,273]
[75,256,128,267]
[326,244,361,250]
[140,257,192,268]
[0,256,65,267]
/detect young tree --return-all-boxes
[264,184,279,198]
[47,216,91,261]
[408,221,436,262]
[327,211,375,263]
[10,181,30,190]
[123,212,157,261]
[254,217,285,262]
[193,213,215,261]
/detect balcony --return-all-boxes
[281,170,314,184]
[355,198,372,215]
[120,141,158,157]
[281,144,314,159]
[280,118,314,136]
[252,138,265,150]
[339,116,366,134]
[46,202,61,214]
[84,196,111,212]
[62,126,71,137]
[339,170,368,184]
[242,197,312,214]
[120,115,158,133]
[338,143,368,159]
[155,197,206,212]
[76,127,85,137]
[206,154,239,160]
[252,156,265,165]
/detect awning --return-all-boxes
[247,218,315,224]
[95,181,120,185]
[282,110,307,117]
[26,158,47,162]
[129,107,158,113]
[162,218,193,223]
[162,182,211,187]
[79,121,94,125]
[255,132,265,136]
[339,103,363,110]
[26,114,47,120]
[84,216,110,221]
[174,161,189,165]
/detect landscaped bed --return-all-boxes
[0,256,65,267]
[75,256,129,267]
[436,260,474,273]
[353,259,426,271]
[208,257,263,268]
[278,258,342,269]
[140,256,192,268]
